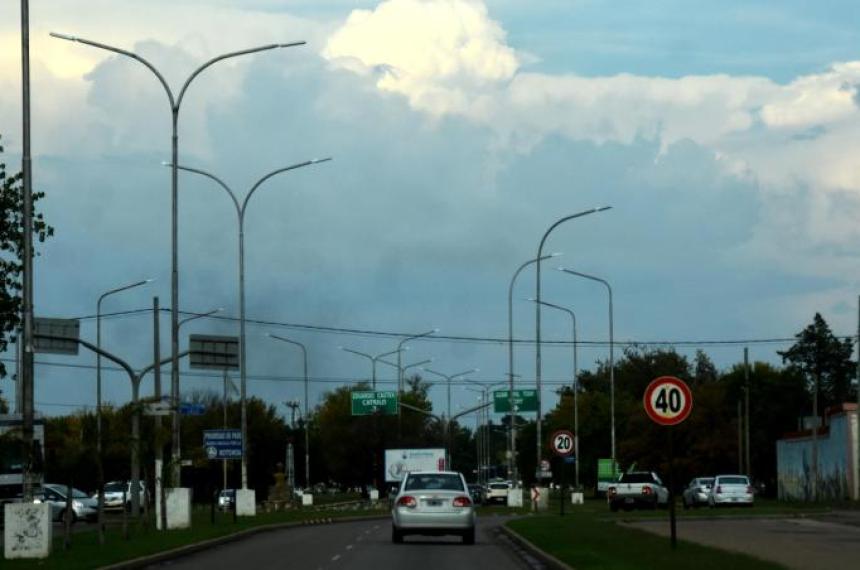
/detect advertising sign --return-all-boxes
[385,448,446,482]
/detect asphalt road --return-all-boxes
[149,516,528,570]
[626,513,860,570]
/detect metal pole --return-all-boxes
[131,376,141,518]
[856,295,860,501]
[153,296,167,532]
[238,217,248,489]
[812,370,819,501]
[744,347,751,480]
[223,370,228,490]
[737,400,743,473]
[19,0,35,504]
[535,208,610,483]
[96,297,105,536]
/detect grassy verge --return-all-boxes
[605,497,832,520]
[4,505,386,570]
[507,503,787,570]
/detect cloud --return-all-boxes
[323,0,518,116]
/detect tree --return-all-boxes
[1,134,54,379]
[778,313,856,412]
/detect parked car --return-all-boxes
[95,480,148,511]
[467,484,484,504]
[607,471,669,511]
[708,475,754,508]
[217,489,236,511]
[36,484,98,523]
[391,470,476,545]
[485,482,510,504]
[682,477,714,509]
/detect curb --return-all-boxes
[98,514,389,569]
[498,522,575,570]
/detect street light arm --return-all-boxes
[138,350,191,381]
[452,401,492,422]
[176,41,306,109]
[172,164,241,215]
[450,368,479,380]
[242,158,332,214]
[35,335,136,381]
[340,347,373,361]
[178,307,223,328]
[423,369,450,381]
[527,298,575,321]
[50,32,176,109]
[98,279,153,307]
[268,334,307,360]
[557,267,612,294]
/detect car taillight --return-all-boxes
[642,486,653,496]
[607,487,617,497]
[715,486,722,494]
[746,485,753,494]
[452,496,472,507]
[397,496,417,508]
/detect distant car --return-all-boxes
[391,470,476,545]
[37,484,98,523]
[95,480,148,511]
[708,475,754,508]
[682,477,714,509]
[217,489,235,510]
[485,482,510,504]
[467,484,484,504]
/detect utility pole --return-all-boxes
[737,400,743,473]
[744,347,751,480]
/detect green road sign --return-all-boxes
[351,390,398,416]
[493,389,538,413]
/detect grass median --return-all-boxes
[507,501,788,570]
[4,504,386,570]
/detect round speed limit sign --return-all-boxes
[550,430,575,456]
[643,376,693,426]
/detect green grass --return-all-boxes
[598,497,832,520]
[507,504,788,570]
[4,505,386,569]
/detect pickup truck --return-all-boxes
[607,471,668,511]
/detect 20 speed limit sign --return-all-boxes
[643,376,693,426]
[550,430,575,456]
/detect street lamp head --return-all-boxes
[277,41,307,49]
[161,161,172,167]
[310,157,333,165]
[144,278,156,284]
[549,252,563,258]
[49,32,78,42]
[595,205,612,212]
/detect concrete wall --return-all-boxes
[777,406,858,501]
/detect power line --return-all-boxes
[65,307,855,348]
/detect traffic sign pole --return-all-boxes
[669,428,677,549]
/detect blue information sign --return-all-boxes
[179,402,206,416]
[203,429,243,460]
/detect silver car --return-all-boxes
[682,477,714,509]
[97,480,148,511]
[37,484,98,523]
[708,474,754,507]
[391,471,476,544]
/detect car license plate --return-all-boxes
[426,499,442,506]
[625,498,634,504]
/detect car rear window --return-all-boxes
[404,474,465,491]
[700,478,714,486]
[718,476,748,485]
[489,483,508,490]
[620,473,656,484]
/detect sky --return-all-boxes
[1,0,860,422]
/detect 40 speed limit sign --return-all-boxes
[643,376,693,426]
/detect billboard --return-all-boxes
[385,448,446,483]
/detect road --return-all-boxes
[626,513,860,570]
[148,516,528,570]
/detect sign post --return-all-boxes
[643,376,693,550]
[550,429,574,516]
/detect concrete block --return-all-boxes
[507,488,523,507]
[4,502,52,559]
[369,489,379,501]
[156,487,192,529]
[236,489,256,517]
[302,493,313,506]
[570,492,584,505]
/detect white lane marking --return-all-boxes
[346,544,354,550]
[331,554,341,562]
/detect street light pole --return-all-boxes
[95,278,151,536]
[558,267,615,467]
[340,347,403,389]
[424,367,478,467]
[507,253,561,484]
[535,207,610,482]
[268,334,311,487]
[53,30,307,491]
[528,298,579,489]
[465,380,506,485]
[173,159,330,490]
[396,330,438,438]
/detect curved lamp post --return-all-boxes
[527,298,580,489]
[95,277,152,531]
[396,329,438,439]
[464,380,507,485]
[534,207,610,481]
[558,267,615,467]
[52,30,306,491]
[268,334,311,487]
[339,347,404,389]
[507,253,560,484]
[171,158,331,489]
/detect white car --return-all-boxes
[682,477,714,509]
[485,482,510,504]
[391,471,476,544]
[96,480,148,511]
[708,475,754,508]
[37,484,98,523]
